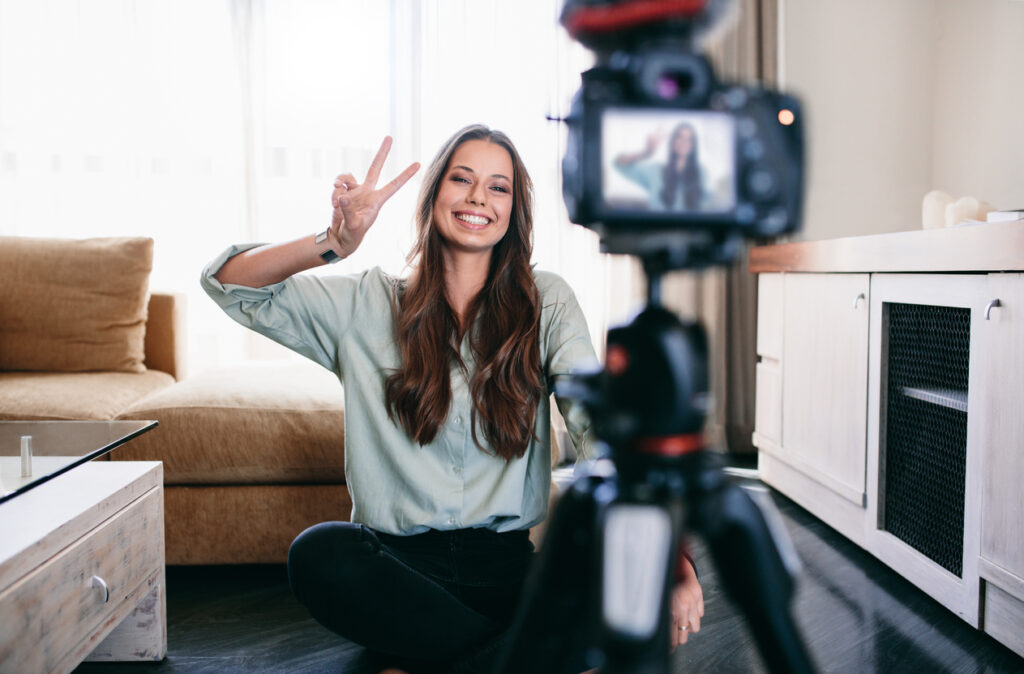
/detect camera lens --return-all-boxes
[640,52,710,105]
[656,71,694,100]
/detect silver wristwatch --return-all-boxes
[315,228,341,264]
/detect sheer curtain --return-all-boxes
[0,0,249,372]
[0,0,642,374]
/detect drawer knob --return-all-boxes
[985,298,1001,320]
[91,575,110,603]
[853,293,866,309]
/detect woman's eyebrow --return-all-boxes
[453,165,511,182]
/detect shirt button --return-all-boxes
[453,465,462,475]
[448,517,456,526]
[455,416,463,425]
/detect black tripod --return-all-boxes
[495,256,816,674]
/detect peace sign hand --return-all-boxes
[645,127,666,155]
[328,136,420,260]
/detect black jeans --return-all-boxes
[287,522,535,672]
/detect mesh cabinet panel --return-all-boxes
[882,303,970,577]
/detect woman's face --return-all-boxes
[672,126,695,157]
[432,139,514,257]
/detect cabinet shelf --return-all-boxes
[899,386,968,412]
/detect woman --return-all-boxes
[614,122,705,212]
[201,125,702,672]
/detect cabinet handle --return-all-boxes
[853,293,865,309]
[91,575,110,603]
[985,299,1001,320]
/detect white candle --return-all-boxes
[20,435,32,478]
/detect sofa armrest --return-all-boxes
[144,291,187,381]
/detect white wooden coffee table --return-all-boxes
[0,421,166,673]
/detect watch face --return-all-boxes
[315,230,329,245]
[320,249,341,264]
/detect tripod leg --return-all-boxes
[494,474,607,674]
[692,476,816,674]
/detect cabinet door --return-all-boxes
[781,273,870,504]
[754,273,784,448]
[865,273,986,626]
[979,274,1024,599]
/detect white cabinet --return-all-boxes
[977,273,1024,655]
[754,272,871,546]
[754,269,1024,655]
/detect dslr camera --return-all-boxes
[559,0,804,267]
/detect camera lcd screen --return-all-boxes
[601,108,737,216]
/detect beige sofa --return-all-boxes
[0,236,349,565]
[114,360,349,565]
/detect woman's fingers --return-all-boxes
[378,162,421,202]
[333,173,357,188]
[669,580,703,651]
[332,173,357,208]
[364,136,419,205]
[327,137,419,257]
[363,136,394,188]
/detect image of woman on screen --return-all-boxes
[612,122,707,212]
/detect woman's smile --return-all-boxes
[453,211,492,229]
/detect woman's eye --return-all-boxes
[490,185,510,193]
[451,175,470,184]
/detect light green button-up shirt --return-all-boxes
[201,244,598,535]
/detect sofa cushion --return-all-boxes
[0,236,153,373]
[115,360,346,485]
[164,484,353,565]
[0,370,175,420]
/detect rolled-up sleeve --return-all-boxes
[538,272,600,461]
[200,243,358,374]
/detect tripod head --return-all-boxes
[556,267,709,455]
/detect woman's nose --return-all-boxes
[467,184,486,205]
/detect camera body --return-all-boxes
[561,43,804,263]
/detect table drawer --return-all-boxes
[0,486,163,673]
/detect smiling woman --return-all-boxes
[201,121,703,671]
[200,124,610,671]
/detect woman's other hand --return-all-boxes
[670,557,704,650]
[329,136,420,259]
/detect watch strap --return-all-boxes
[315,229,341,264]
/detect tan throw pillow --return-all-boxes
[0,236,153,373]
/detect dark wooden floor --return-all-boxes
[75,472,1024,674]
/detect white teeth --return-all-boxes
[456,213,489,226]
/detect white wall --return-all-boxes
[931,0,1024,210]
[781,0,1024,242]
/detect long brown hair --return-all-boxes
[384,125,542,461]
